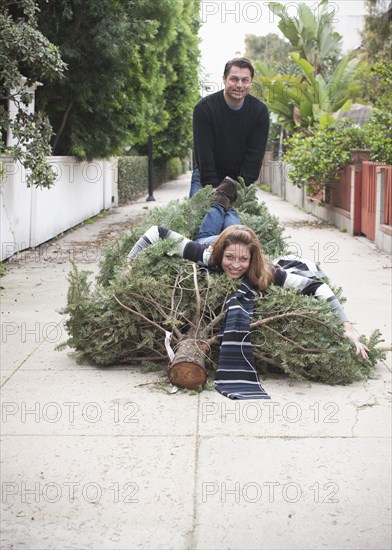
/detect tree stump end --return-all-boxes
[168,338,209,390]
[168,361,207,390]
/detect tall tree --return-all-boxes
[244,33,296,74]
[253,0,360,130]
[0,0,66,187]
[35,0,156,159]
[149,0,200,160]
[356,0,392,109]
[361,0,392,62]
[35,0,198,159]
[269,0,342,76]
[35,0,200,161]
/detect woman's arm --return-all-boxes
[127,226,212,265]
[274,267,348,320]
[274,268,369,358]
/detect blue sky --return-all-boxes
[199,0,367,90]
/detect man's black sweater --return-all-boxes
[193,90,270,187]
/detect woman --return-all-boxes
[127,223,369,362]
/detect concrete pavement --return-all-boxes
[1,173,391,550]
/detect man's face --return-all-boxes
[223,66,252,106]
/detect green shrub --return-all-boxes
[365,109,392,165]
[152,157,185,184]
[166,157,183,179]
[181,158,191,173]
[284,120,366,194]
[117,156,148,204]
[284,111,392,195]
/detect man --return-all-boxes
[189,57,270,197]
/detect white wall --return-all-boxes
[0,157,31,260]
[1,156,117,261]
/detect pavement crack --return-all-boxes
[0,318,65,388]
[187,394,201,550]
[350,384,379,436]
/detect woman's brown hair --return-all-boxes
[211,225,275,291]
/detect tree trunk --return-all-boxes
[168,339,209,390]
[52,101,73,154]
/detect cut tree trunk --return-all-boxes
[168,338,209,390]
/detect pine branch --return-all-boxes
[205,309,226,333]
[205,334,220,347]
[119,354,167,363]
[253,349,283,367]
[113,294,169,337]
[260,323,323,353]
[193,263,201,324]
[144,292,182,340]
[205,310,334,350]
[125,289,183,340]
[250,311,341,336]
[170,273,182,321]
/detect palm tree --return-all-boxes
[252,1,361,130]
[255,53,361,131]
[269,0,342,75]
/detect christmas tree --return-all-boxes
[60,182,386,388]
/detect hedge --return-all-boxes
[117,156,148,204]
[152,157,185,185]
[118,156,189,205]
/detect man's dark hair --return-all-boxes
[223,57,254,79]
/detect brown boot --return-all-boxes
[212,176,238,210]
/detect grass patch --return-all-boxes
[259,183,271,192]
[84,209,111,225]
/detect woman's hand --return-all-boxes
[343,322,369,359]
[123,260,133,274]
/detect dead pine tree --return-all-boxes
[60,183,388,389]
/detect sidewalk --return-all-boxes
[1,173,391,550]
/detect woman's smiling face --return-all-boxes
[221,243,251,279]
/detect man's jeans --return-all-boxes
[189,167,202,198]
[195,203,241,245]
